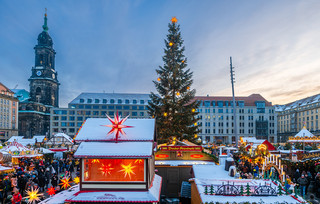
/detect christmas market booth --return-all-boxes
[155,143,218,197]
[1,140,42,165]
[288,126,320,144]
[63,114,162,203]
[0,151,14,174]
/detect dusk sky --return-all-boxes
[1,0,320,107]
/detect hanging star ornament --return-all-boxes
[99,163,114,176]
[59,176,71,189]
[25,187,43,204]
[47,187,56,196]
[102,111,133,142]
[119,162,136,179]
[73,176,80,184]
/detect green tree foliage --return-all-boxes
[148,18,199,144]
[245,183,251,196]
[278,184,283,195]
[284,143,292,150]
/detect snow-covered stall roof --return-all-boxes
[74,141,153,158]
[294,126,314,137]
[7,136,45,146]
[46,133,73,144]
[65,174,161,203]
[40,185,79,204]
[0,165,13,172]
[75,118,155,142]
[191,165,304,204]
[2,141,31,152]
[155,160,215,166]
[241,137,265,144]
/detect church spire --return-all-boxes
[42,8,48,32]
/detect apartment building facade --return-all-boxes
[0,82,19,141]
[195,94,277,144]
[50,93,151,138]
[275,94,320,142]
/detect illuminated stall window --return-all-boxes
[83,159,145,182]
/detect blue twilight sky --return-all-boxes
[1,0,320,107]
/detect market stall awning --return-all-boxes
[66,174,161,203]
[74,141,153,158]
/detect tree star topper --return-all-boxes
[102,111,133,142]
[171,16,178,23]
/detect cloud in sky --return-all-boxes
[1,0,320,107]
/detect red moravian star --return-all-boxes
[102,111,133,142]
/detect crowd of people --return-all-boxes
[0,157,79,204]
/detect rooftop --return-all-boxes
[275,93,320,112]
[194,94,273,107]
[75,118,155,142]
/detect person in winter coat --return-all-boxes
[45,168,51,189]
[297,174,308,197]
[51,173,58,188]
[38,169,46,192]
[294,169,300,183]
[11,188,22,204]
[315,173,320,198]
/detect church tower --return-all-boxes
[29,11,59,107]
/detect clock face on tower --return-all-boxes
[52,73,55,79]
[36,70,42,76]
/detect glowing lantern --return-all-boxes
[192,108,196,112]
[194,134,198,138]
[25,187,43,204]
[194,122,197,126]
[59,177,71,189]
[169,42,173,46]
[182,60,185,63]
[73,176,80,184]
[47,187,56,196]
[157,77,161,81]
[119,163,136,179]
[102,111,133,142]
[163,112,168,117]
[187,86,190,90]
[176,92,180,96]
[99,163,114,176]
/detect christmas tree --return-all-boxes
[148,17,199,144]
[240,185,244,196]
[210,185,214,195]
[278,185,282,195]
[245,183,251,196]
[204,185,208,195]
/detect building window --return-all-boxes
[93,111,99,115]
[61,116,67,121]
[77,117,83,121]
[69,116,75,121]
[125,99,130,104]
[69,122,75,127]
[132,112,137,116]
[116,106,122,110]
[109,111,114,115]
[110,99,115,104]
[85,111,91,115]
[140,100,145,104]
[61,122,67,127]
[133,100,137,104]
[217,101,223,108]
[95,99,100,103]
[69,128,75,133]
[102,99,107,104]
[140,112,144,117]
[85,105,92,109]
[118,99,122,104]
[77,122,82,127]
[69,110,75,115]
[93,105,99,109]
[53,116,59,120]
[124,106,130,110]
[87,99,92,103]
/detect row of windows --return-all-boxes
[53,111,147,120]
[79,98,149,105]
[200,100,245,108]
[52,128,78,134]
[199,121,275,128]
[53,110,147,117]
[71,105,147,110]
[0,99,10,105]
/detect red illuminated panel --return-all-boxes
[83,159,145,182]
[190,154,204,158]
[155,154,169,158]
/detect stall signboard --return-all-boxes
[160,146,202,152]
[301,151,320,160]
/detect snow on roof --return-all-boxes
[75,118,155,142]
[46,133,73,144]
[155,160,215,166]
[74,141,153,158]
[294,126,314,137]
[2,141,31,152]
[7,136,45,146]
[241,137,265,144]
[40,185,79,204]
[192,165,304,203]
[275,93,320,112]
[0,165,13,172]
[66,174,162,203]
